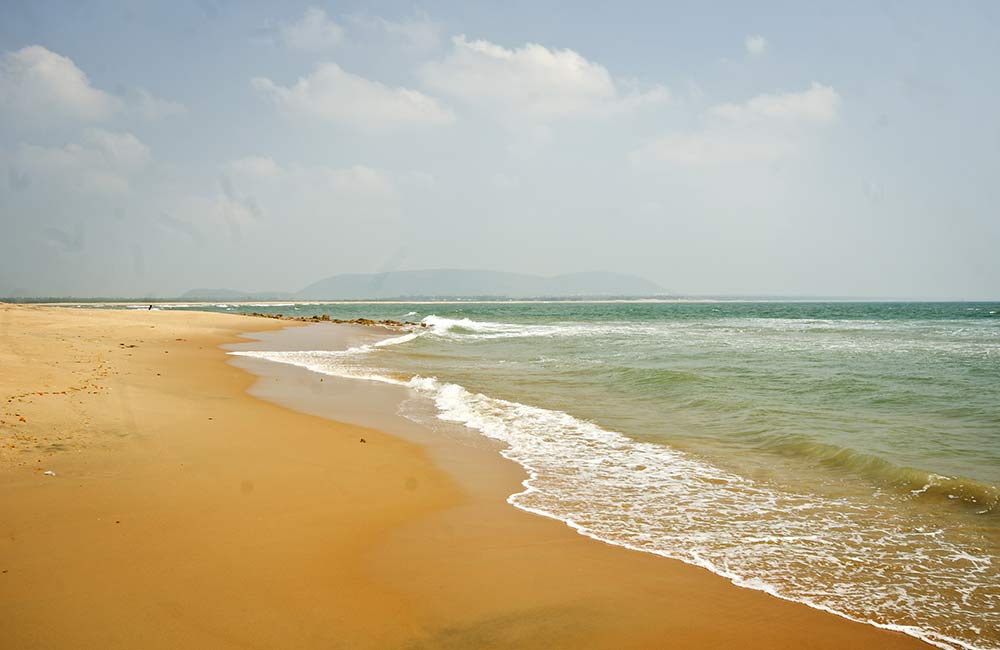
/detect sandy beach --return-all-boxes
[0,304,933,649]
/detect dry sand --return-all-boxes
[0,304,931,649]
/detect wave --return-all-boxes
[419,314,654,341]
[373,330,425,347]
[421,314,521,334]
[230,328,427,375]
[230,332,997,650]
[415,315,1000,361]
[754,436,998,514]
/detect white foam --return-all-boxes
[374,331,425,347]
[413,381,996,650]
[911,474,951,496]
[419,314,637,341]
[421,315,505,333]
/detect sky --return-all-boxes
[0,0,998,299]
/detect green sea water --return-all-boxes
[172,300,998,648]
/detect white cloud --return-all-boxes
[633,83,841,167]
[227,155,281,179]
[227,157,394,197]
[745,35,767,56]
[281,7,344,51]
[420,35,668,121]
[175,192,258,242]
[0,46,186,126]
[631,129,794,167]
[711,82,840,124]
[351,12,443,51]
[327,165,394,195]
[506,124,554,158]
[252,63,454,129]
[0,45,121,122]
[17,145,128,194]
[14,129,151,194]
[131,88,187,120]
[176,176,266,247]
[216,157,399,238]
[80,128,152,169]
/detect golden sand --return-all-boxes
[0,304,930,649]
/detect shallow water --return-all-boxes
[199,301,996,649]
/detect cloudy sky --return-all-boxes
[1,1,998,298]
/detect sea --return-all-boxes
[152,300,998,649]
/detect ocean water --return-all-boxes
[197,301,997,648]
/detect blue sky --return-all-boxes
[1,1,998,298]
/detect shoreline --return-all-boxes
[1,304,934,649]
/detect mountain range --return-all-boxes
[182,269,666,301]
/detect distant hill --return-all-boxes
[295,269,665,300]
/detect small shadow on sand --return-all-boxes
[404,605,592,650]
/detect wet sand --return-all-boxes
[0,304,931,649]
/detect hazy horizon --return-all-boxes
[2,2,998,299]
[4,264,995,303]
